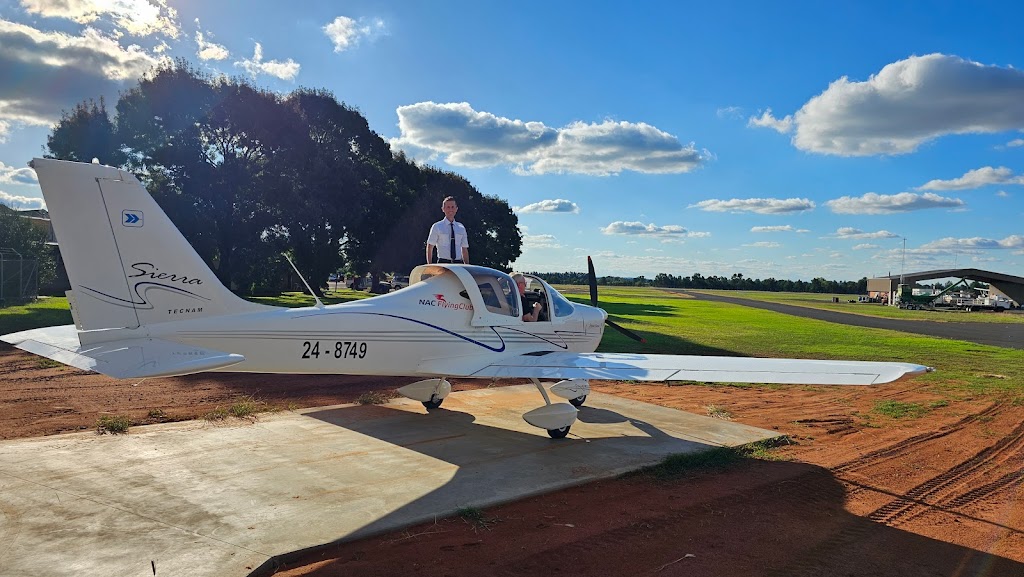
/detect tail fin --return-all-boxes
[32,158,265,331]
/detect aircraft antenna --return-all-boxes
[283,253,325,309]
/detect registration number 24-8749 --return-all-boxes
[301,341,367,359]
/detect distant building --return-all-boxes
[17,209,56,244]
[868,269,1024,308]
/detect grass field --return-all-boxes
[0,297,74,335]
[681,289,1024,324]
[558,286,1023,400]
[3,287,1022,403]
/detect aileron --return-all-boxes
[466,352,931,386]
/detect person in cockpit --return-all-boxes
[513,274,541,322]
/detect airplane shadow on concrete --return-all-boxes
[250,396,1024,577]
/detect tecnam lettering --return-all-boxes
[129,262,203,285]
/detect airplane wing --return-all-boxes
[2,325,244,379]
[435,351,932,385]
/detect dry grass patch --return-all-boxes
[357,390,399,405]
[96,415,130,434]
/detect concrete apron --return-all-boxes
[0,384,780,577]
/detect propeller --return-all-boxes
[587,256,646,343]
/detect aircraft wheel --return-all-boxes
[547,426,571,439]
[568,395,587,407]
[422,396,444,410]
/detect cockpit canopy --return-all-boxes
[409,264,575,325]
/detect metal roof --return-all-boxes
[874,268,1024,305]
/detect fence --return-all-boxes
[0,247,38,306]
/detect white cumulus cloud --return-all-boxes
[391,102,707,176]
[0,19,160,139]
[750,225,802,233]
[323,16,385,53]
[516,199,580,214]
[750,54,1024,156]
[833,227,901,239]
[921,235,1024,250]
[917,166,1024,191]
[826,192,964,214]
[235,42,299,81]
[716,106,744,119]
[0,190,45,210]
[194,19,228,61]
[747,108,793,133]
[522,233,562,249]
[690,198,815,214]
[20,0,180,38]
[598,221,704,239]
[0,161,37,184]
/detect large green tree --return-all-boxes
[46,97,126,167]
[114,61,296,291]
[44,59,523,295]
[279,89,397,293]
[361,162,521,276]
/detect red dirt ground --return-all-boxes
[2,344,1023,577]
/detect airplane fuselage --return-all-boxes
[145,272,607,376]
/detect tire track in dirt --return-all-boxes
[831,402,1002,474]
[943,467,1024,509]
[865,419,1024,526]
[786,381,942,437]
[755,469,893,577]
[763,433,1024,577]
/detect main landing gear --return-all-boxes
[522,378,590,438]
[395,377,591,439]
[397,378,452,410]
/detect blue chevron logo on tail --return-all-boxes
[123,210,143,227]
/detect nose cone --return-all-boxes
[586,305,607,335]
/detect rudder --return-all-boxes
[32,158,265,330]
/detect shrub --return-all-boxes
[96,415,130,434]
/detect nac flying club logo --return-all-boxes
[122,210,143,227]
[418,293,473,311]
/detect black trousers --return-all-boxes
[437,259,464,263]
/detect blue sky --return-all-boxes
[1,1,1023,280]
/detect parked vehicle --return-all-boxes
[391,275,410,290]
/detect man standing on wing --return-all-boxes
[426,196,470,264]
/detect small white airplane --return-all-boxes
[2,158,932,438]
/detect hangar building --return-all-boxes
[867,268,1024,307]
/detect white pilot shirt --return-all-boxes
[427,218,469,261]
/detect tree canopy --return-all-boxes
[0,205,57,297]
[45,59,522,295]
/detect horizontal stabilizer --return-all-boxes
[458,352,932,385]
[2,325,244,379]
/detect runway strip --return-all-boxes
[673,290,1024,349]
